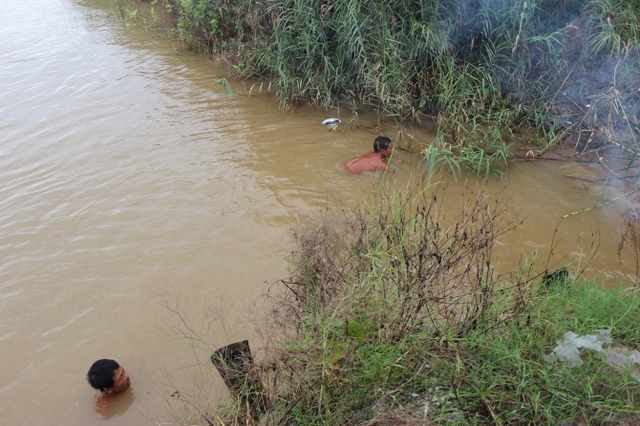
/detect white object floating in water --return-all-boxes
[322,118,341,126]
[322,118,341,131]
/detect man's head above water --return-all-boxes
[87,359,131,395]
[372,136,392,154]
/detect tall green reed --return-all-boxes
[170,0,640,176]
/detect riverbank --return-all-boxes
[174,184,640,425]
[158,0,640,178]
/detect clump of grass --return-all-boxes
[255,184,523,424]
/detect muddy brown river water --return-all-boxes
[1,0,638,424]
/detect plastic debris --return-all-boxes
[322,118,341,131]
[545,329,612,367]
[605,347,640,381]
[322,118,341,126]
[545,329,640,380]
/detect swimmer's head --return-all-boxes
[373,136,392,153]
[87,359,131,395]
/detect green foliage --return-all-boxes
[584,0,640,58]
[346,320,365,342]
[214,76,235,98]
[174,0,270,52]
[167,0,640,176]
[420,144,461,182]
[251,186,521,424]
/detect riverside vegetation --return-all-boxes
[139,0,640,178]
[169,184,640,425]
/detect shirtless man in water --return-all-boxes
[87,359,131,413]
[345,136,394,174]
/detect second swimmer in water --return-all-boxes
[345,136,393,174]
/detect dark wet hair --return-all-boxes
[87,359,119,392]
[373,136,392,152]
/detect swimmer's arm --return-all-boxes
[386,160,405,173]
[381,161,394,173]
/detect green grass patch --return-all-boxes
[278,308,640,426]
